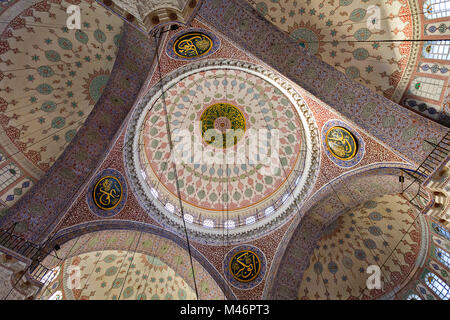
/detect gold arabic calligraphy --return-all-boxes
[93,176,122,210]
[326,127,357,160]
[230,250,261,282]
[174,32,213,58]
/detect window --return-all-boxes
[432,222,450,240]
[0,163,21,191]
[423,40,450,60]
[48,290,63,300]
[203,219,214,228]
[224,220,235,229]
[165,202,175,213]
[183,214,193,223]
[246,216,256,225]
[265,206,275,216]
[436,247,450,268]
[41,266,60,285]
[410,77,445,101]
[423,0,450,19]
[424,272,450,300]
[406,293,422,300]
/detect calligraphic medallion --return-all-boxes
[200,103,246,148]
[87,169,127,218]
[166,29,220,61]
[229,250,261,283]
[173,32,213,59]
[321,120,365,168]
[223,245,266,289]
[325,126,358,161]
[93,176,122,210]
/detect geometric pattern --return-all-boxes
[125,59,320,245]
[198,0,447,165]
[298,194,422,300]
[246,0,419,103]
[39,250,198,300]
[0,24,158,242]
[0,0,123,206]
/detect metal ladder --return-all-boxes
[0,226,60,285]
[401,130,450,210]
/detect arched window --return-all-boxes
[48,290,63,300]
[423,40,450,60]
[0,163,21,191]
[410,77,445,101]
[41,266,60,285]
[423,0,450,19]
[436,247,450,268]
[406,293,422,300]
[432,222,450,240]
[424,272,450,300]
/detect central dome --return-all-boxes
[200,102,246,148]
[125,60,319,244]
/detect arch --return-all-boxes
[436,247,450,268]
[263,163,428,299]
[432,222,450,240]
[410,76,445,101]
[422,40,450,60]
[424,272,450,300]
[38,220,237,300]
[406,293,422,300]
[423,0,450,19]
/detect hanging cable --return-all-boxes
[117,230,143,300]
[153,25,199,299]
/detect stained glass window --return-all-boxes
[424,0,450,19]
[432,222,450,240]
[48,290,63,300]
[424,272,450,300]
[410,77,445,101]
[406,293,422,300]
[0,163,21,191]
[423,40,450,60]
[436,247,450,268]
[41,266,60,285]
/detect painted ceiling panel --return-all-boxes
[39,250,198,300]
[245,0,419,102]
[298,193,423,299]
[0,0,124,207]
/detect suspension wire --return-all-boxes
[290,38,450,44]
[252,78,394,300]
[0,114,88,166]
[117,230,143,300]
[133,231,160,300]
[246,0,450,27]
[0,20,120,33]
[335,177,400,299]
[1,87,91,116]
[133,28,204,300]
[38,233,86,300]
[1,57,118,74]
[154,26,199,299]
[104,230,141,300]
[357,184,427,299]
[0,112,88,153]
